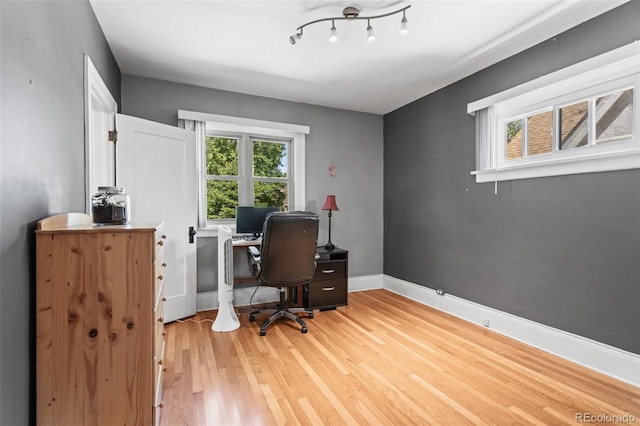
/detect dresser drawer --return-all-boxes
[154,294,165,361]
[313,261,346,281]
[308,278,347,308]
[155,263,165,310]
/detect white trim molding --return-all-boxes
[197,286,280,312]
[178,110,310,135]
[383,275,640,387]
[178,109,309,233]
[84,55,117,213]
[196,274,384,312]
[468,41,640,183]
[468,41,640,114]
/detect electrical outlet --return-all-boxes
[436,288,445,296]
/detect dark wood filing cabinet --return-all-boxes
[305,247,348,310]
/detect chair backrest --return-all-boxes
[258,211,319,286]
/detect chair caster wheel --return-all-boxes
[308,313,314,319]
[301,327,308,334]
[249,315,255,322]
[259,329,266,336]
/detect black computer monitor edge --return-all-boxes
[236,206,280,239]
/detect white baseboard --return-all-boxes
[197,286,280,312]
[383,275,640,388]
[349,274,384,292]
[197,274,385,312]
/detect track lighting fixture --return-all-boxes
[289,30,303,45]
[329,20,338,42]
[400,10,409,34]
[366,19,375,41]
[289,4,410,45]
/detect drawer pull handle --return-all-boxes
[322,269,335,274]
[162,297,167,302]
[162,234,167,239]
[158,274,164,281]
[157,240,164,247]
[162,262,167,267]
[322,286,335,291]
[158,316,164,323]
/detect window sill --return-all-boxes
[472,148,640,183]
[196,224,236,238]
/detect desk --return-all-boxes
[232,239,349,310]
[232,238,261,283]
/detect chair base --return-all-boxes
[249,287,314,336]
[249,306,314,336]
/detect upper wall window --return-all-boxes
[468,42,639,184]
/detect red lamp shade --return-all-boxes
[321,195,339,211]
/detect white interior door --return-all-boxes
[116,114,197,322]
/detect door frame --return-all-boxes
[84,55,117,213]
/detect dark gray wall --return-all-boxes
[384,2,640,354]
[121,76,384,292]
[0,1,120,423]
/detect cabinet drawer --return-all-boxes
[313,261,346,281]
[308,278,347,308]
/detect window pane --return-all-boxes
[253,140,287,178]
[206,136,238,176]
[206,180,238,219]
[254,181,288,210]
[527,111,553,157]
[560,101,588,150]
[506,119,523,160]
[596,89,633,144]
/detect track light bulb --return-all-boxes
[400,12,409,34]
[329,21,338,42]
[366,20,375,41]
[289,31,302,45]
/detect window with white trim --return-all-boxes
[205,130,292,219]
[177,110,309,231]
[469,41,640,184]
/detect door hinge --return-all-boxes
[108,130,118,142]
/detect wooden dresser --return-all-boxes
[35,213,166,425]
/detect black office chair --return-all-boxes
[247,211,319,336]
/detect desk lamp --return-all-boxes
[321,195,339,250]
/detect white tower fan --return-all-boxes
[212,225,240,332]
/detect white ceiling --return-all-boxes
[89,0,626,115]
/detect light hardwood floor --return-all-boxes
[161,289,640,425]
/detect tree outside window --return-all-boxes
[206,135,290,220]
